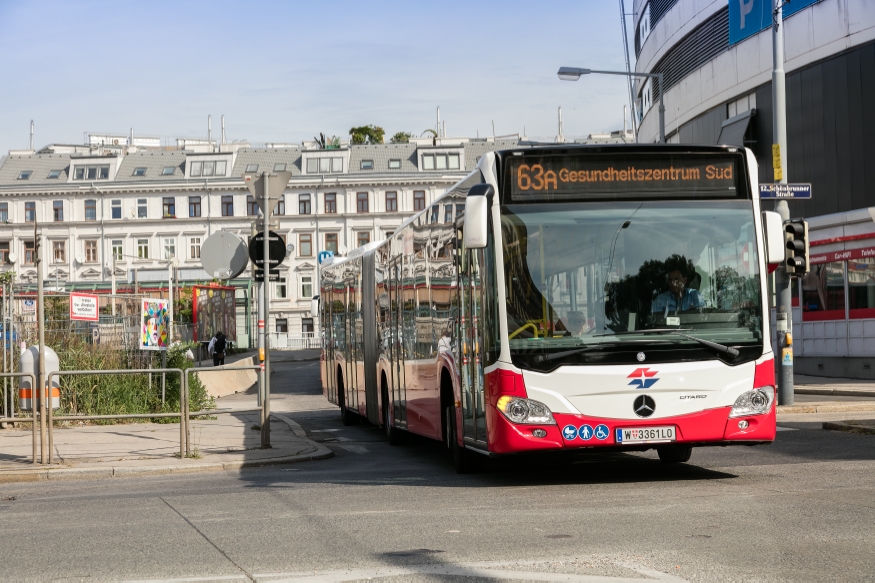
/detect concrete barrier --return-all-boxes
[196,356,258,398]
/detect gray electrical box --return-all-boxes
[19,346,60,410]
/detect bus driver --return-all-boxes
[651,254,705,315]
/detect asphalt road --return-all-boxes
[1,355,873,582]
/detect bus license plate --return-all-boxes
[615,426,676,444]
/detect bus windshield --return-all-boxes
[501,200,763,364]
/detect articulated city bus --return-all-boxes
[319,144,785,472]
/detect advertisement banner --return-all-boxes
[70,293,100,321]
[140,298,170,351]
[729,0,822,46]
[193,286,237,343]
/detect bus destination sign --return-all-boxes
[507,154,742,201]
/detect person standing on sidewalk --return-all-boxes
[208,331,226,366]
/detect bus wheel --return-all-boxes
[382,382,405,445]
[656,444,692,463]
[448,404,481,474]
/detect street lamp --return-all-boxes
[557,66,666,143]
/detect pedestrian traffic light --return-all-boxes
[784,219,809,275]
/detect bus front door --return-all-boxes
[388,256,407,429]
[458,241,487,447]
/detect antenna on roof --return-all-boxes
[557,107,566,143]
[221,115,226,145]
[436,106,441,138]
[30,120,34,151]
[208,115,213,151]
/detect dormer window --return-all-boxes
[46,169,62,179]
[161,166,176,176]
[306,157,343,174]
[421,153,460,171]
[361,160,373,170]
[388,159,401,169]
[273,163,287,172]
[18,171,32,180]
[246,164,259,173]
[73,165,110,180]
[133,167,146,176]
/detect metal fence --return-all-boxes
[267,333,319,350]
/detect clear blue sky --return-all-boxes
[0,0,636,153]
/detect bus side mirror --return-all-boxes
[762,211,784,265]
[464,184,494,249]
[310,295,319,317]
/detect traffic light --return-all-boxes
[784,219,809,275]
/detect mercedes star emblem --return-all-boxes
[633,395,656,418]
[636,352,646,362]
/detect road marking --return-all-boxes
[337,445,369,454]
[310,429,341,433]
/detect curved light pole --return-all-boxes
[558,66,665,143]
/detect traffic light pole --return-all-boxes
[261,173,271,448]
[773,0,793,405]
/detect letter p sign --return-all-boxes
[739,0,755,28]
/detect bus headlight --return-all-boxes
[729,386,775,418]
[496,396,556,425]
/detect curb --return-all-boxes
[0,413,332,483]
[795,388,875,398]
[777,402,875,414]
[822,421,875,435]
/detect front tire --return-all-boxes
[656,444,692,463]
[448,404,482,474]
[337,374,359,426]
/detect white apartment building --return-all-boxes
[0,134,522,345]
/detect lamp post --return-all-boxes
[558,66,665,143]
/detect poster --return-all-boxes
[70,293,99,321]
[140,298,169,351]
[193,286,237,343]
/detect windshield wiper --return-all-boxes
[596,328,740,358]
[532,343,619,364]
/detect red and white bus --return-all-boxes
[319,144,785,472]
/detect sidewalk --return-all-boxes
[0,409,331,483]
[794,374,875,398]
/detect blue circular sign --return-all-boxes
[562,425,578,440]
[594,424,610,440]
[578,424,594,441]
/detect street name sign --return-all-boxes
[759,183,812,199]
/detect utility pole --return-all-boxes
[772,0,793,405]
[35,220,47,463]
[260,174,271,449]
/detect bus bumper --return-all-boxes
[487,404,776,454]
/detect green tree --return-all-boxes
[349,125,385,145]
[390,131,412,144]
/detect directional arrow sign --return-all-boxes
[243,171,293,215]
[249,231,286,266]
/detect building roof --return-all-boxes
[0,153,72,185]
[116,151,189,182]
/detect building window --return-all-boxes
[849,258,875,316]
[53,201,64,222]
[275,318,288,333]
[189,196,201,217]
[247,195,259,216]
[444,204,453,223]
[356,231,370,248]
[25,201,35,222]
[161,166,176,176]
[221,195,234,216]
[84,240,98,263]
[24,241,34,264]
[385,191,397,212]
[245,164,258,173]
[361,160,373,170]
[190,237,201,259]
[299,194,311,215]
[324,193,336,214]
[18,171,32,180]
[111,240,123,261]
[203,161,215,177]
[73,165,110,180]
[111,200,121,219]
[357,192,369,213]
[162,197,176,217]
[276,194,285,215]
[47,169,62,179]
[413,191,425,211]
[430,205,439,224]
[0,242,9,264]
[190,161,202,177]
[302,317,314,333]
[215,160,227,175]
[163,238,176,260]
[306,157,343,174]
[728,92,757,118]
[301,275,313,298]
[274,163,287,172]
[133,167,146,177]
[138,198,147,218]
[275,277,288,299]
[137,239,149,259]
[0,202,7,223]
[388,159,401,169]
[325,233,338,253]
[802,262,845,320]
[299,233,312,257]
[52,240,66,263]
[85,199,97,221]
[422,153,460,170]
